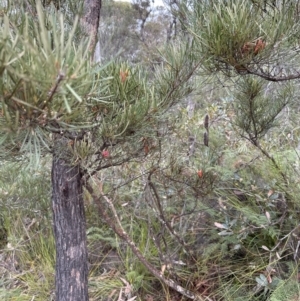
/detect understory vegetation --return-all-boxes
[2,77,300,301]
[2,0,300,300]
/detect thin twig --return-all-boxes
[85,180,205,301]
[147,172,197,262]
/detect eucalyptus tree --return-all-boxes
[99,0,173,63]
[0,1,197,300]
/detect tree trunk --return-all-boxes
[50,1,101,300]
[51,136,88,301]
[81,0,102,56]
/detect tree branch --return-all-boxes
[85,180,207,301]
[247,69,300,82]
[147,172,197,262]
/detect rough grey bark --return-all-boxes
[51,136,88,301]
[50,2,101,300]
[81,0,102,55]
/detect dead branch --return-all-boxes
[85,179,207,301]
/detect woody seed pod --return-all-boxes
[204,132,209,147]
[204,114,209,131]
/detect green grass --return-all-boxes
[1,99,300,301]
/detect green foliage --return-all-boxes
[4,0,300,301]
[122,219,157,290]
[154,41,195,108]
[0,2,97,164]
[0,161,50,214]
[187,0,300,75]
[270,279,300,301]
[232,77,293,142]
[0,161,53,300]
[87,226,118,248]
[0,1,196,170]
[88,276,124,301]
[96,62,153,139]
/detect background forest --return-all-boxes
[1,0,300,301]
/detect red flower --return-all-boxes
[102,150,110,158]
[197,170,203,178]
[254,39,266,55]
[120,69,129,83]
